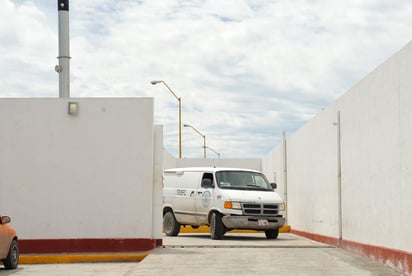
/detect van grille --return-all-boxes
[242,203,279,216]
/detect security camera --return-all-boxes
[55,65,62,73]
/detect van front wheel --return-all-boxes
[210,212,224,240]
[265,229,279,239]
[4,239,19,269]
[163,211,180,236]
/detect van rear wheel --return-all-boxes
[163,211,180,236]
[265,229,279,239]
[210,212,225,240]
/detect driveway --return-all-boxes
[1,233,400,275]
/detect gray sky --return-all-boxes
[1,0,412,158]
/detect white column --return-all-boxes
[152,125,164,239]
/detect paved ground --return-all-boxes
[0,233,401,275]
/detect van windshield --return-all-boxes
[215,171,272,191]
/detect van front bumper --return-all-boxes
[221,215,286,230]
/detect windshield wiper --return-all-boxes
[219,186,247,190]
[246,184,271,191]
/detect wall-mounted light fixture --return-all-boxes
[68,102,79,116]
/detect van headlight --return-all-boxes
[279,203,286,211]
[224,201,241,209]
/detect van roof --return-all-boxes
[163,167,261,174]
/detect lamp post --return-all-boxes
[205,146,220,159]
[56,0,70,98]
[151,80,182,159]
[183,124,206,159]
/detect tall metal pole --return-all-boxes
[57,0,70,98]
[205,146,220,159]
[184,124,206,159]
[151,80,182,158]
[203,135,206,159]
[178,97,182,159]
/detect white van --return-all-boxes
[163,167,286,240]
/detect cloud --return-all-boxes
[0,0,57,96]
[2,0,412,157]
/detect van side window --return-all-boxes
[201,173,214,188]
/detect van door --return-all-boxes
[171,171,200,225]
[195,172,215,225]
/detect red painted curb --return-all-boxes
[19,238,162,254]
[291,229,411,275]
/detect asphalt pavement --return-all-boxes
[1,232,401,275]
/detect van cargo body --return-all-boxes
[163,167,286,240]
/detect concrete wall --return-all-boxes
[337,41,412,251]
[261,135,287,220]
[0,98,161,252]
[262,41,412,273]
[163,151,179,169]
[286,105,340,237]
[152,125,164,241]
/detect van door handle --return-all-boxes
[197,191,203,195]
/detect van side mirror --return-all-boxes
[201,178,214,188]
[270,183,277,190]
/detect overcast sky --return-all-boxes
[1,0,412,158]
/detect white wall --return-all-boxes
[0,98,156,240]
[337,41,412,250]
[287,104,340,237]
[262,41,412,253]
[262,135,287,220]
[399,44,412,252]
[152,125,164,240]
[163,151,178,169]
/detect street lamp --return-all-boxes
[205,146,220,159]
[183,123,206,159]
[151,80,182,159]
